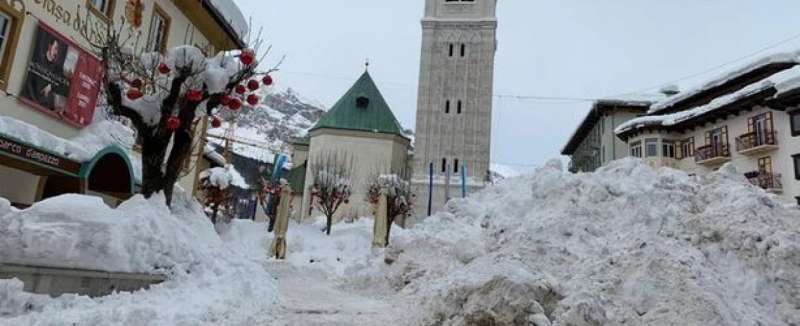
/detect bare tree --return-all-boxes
[309,152,353,235]
[366,171,414,245]
[94,20,281,206]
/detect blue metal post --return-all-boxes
[461,164,467,198]
[427,162,433,217]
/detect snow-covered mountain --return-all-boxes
[229,88,325,145]
[208,88,325,163]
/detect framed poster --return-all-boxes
[20,23,103,128]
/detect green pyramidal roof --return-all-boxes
[310,71,406,137]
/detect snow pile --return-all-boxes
[340,158,800,325]
[0,193,277,325]
[200,165,249,190]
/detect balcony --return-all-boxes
[695,144,731,165]
[745,171,783,193]
[736,130,778,156]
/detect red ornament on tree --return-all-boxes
[247,79,260,91]
[262,75,274,86]
[220,95,232,106]
[166,117,181,131]
[247,94,259,106]
[186,89,203,102]
[126,88,144,100]
[235,85,247,95]
[239,49,255,66]
[228,98,242,111]
[210,117,222,128]
[158,63,171,74]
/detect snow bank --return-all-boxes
[0,193,277,325]
[337,158,800,325]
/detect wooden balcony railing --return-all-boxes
[746,171,783,191]
[695,144,730,163]
[736,130,777,152]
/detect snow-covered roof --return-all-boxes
[206,0,249,44]
[562,94,657,155]
[616,65,800,136]
[648,51,800,114]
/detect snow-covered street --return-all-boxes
[260,263,411,326]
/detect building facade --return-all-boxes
[411,0,498,216]
[297,71,411,221]
[0,0,246,208]
[561,98,660,173]
[611,53,800,204]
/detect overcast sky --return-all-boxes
[233,0,800,171]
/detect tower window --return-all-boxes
[457,101,462,114]
[454,159,460,173]
[445,100,450,114]
[448,44,454,57]
[460,44,465,57]
[356,96,369,109]
[442,158,447,173]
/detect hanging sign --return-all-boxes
[19,23,103,128]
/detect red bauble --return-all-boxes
[262,75,273,86]
[130,79,143,89]
[126,89,144,100]
[239,49,255,65]
[220,95,232,106]
[166,117,181,131]
[247,79,260,91]
[210,117,222,128]
[235,85,247,95]
[186,89,203,102]
[158,63,171,74]
[247,94,259,106]
[228,98,242,111]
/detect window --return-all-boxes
[758,156,773,174]
[445,100,451,114]
[0,3,21,90]
[87,0,115,19]
[457,100,462,114]
[790,110,800,137]
[356,96,369,109]
[147,5,171,53]
[645,138,658,157]
[630,141,642,158]
[448,44,454,57]
[793,154,800,180]
[460,43,466,57]
[681,137,695,159]
[454,159,460,173]
[662,141,675,158]
[442,158,447,173]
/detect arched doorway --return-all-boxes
[80,146,134,206]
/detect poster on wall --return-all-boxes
[20,23,103,128]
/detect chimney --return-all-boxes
[660,85,680,97]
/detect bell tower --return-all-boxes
[412,0,498,216]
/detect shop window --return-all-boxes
[645,138,658,157]
[630,141,642,158]
[0,3,22,90]
[794,154,800,180]
[790,110,800,137]
[147,5,171,53]
[662,141,675,158]
[681,137,695,159]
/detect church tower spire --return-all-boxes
[412,0,498,216]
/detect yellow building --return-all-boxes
[0,0,246,208]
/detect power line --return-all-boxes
[612,30,800,97]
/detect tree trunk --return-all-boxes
[326,215,333,235]
[385,215,395,246]
[140,133,169,198]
